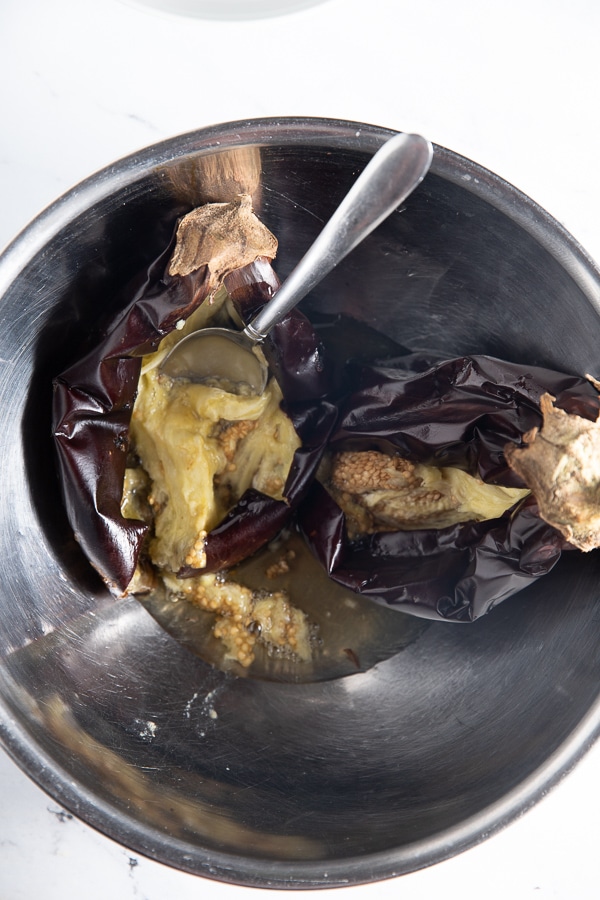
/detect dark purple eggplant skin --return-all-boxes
[52,254,334,593]
[297,353,600,621]
[300,484,568,621]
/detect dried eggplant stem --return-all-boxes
[168,195,277,280]
[505,391,600,551]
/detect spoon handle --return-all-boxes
[243,132,433,342]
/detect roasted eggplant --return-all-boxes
[52,200,600,626]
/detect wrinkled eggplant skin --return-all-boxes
[298,354,599,621]
[300,483,567,621]
[52,379,146,592]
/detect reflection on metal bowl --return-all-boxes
[1,117,600,888]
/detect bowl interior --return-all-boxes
[1,119,600,887]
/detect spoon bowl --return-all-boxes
[159,326,268,394]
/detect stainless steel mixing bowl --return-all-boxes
[1,117,600,888]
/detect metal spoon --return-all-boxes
[161,132,434,392]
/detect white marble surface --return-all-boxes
[1,0,600,896]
